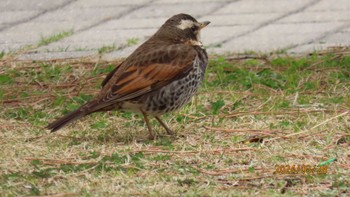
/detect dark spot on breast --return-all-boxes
[159,100,165,106]
[158,105,167,111]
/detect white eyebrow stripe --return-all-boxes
[176,19,194,30]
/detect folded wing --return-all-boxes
[94,44,197,109]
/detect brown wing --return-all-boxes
[95,44,197,107]
[101,63,122,87]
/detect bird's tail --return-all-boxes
[46,99,102,132]
[46,107,88,132]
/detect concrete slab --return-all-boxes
[0,11,40,25]
[288,43,344,54]
[102,45,139,61]
[34,6,129,24]
[200,13,282,26]
[0,0,349,59]
[0,0,71,11]
[215,22,346,53]
[278,10,350,23]
[70,0,150,8]
[202,26,253,46]
[35,28,156,52]
[214,0,315,14]
[323,32,350,44]
[125,2,224,18]
[94,17,168,30]
[306,0,350,11]
[16,51,96,61]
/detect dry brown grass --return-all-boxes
[0,49,349,196]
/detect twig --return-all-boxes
[224,55,267,61]
[130,147,254,155]
[181,114,209,120]
[338,164,350,170]
[224,109,347,118]
[25,134,88,142]
[280,179,293,194]
[192,166,269,176]
[24,157,97,165]
[307,54,343,70]
[283,153,328,160]
[35,192,76,197]
[204,126,281,137]
[266,110,350,142]
[2,90,98,104]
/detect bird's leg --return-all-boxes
[141,110,154,140]
[155,116,174,135]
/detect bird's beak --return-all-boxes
[199,21,210,29]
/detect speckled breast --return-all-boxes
[140,47,208,115]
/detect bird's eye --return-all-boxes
[191,26,197,32]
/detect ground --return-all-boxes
[0,48,349,196]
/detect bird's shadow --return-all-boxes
[34,125,180,147]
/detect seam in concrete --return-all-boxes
[75,0,157,34]
[100,0,241,57]
[198,0,242,18]
[154,0,233,5]
[277,20,350,25]
[214,0,322,45]
[100,0,238,56]
[286,21,350,50]
[101,0,241,56]
[29,0,157,56]
[0,0,78,32]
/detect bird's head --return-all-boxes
[153,13,210,46]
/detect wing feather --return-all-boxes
[95,44,197,108]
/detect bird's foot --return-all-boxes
[148,133,155,140]
[165,128,174,135]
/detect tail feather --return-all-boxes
[47,108,87,132]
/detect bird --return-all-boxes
[47,13,210,140]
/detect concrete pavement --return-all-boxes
[1,0,350,60]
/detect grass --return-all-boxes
[97,38,140,55]
[0,49,349,196]
[127,37,140,46]
[38,30,74,47]
[0,51,5,59]
[98,44,116,55]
